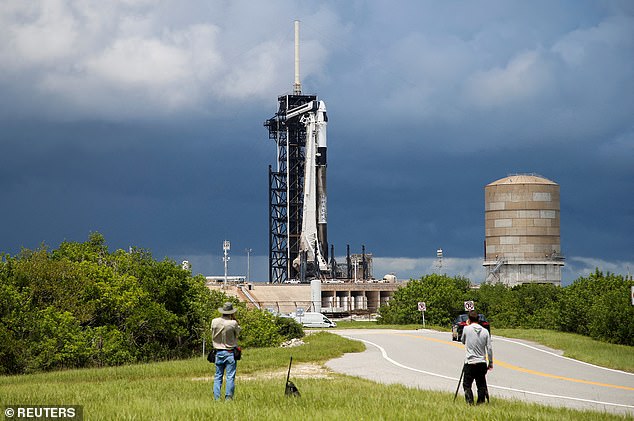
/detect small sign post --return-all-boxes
[418,301,426,328]
[464,301,475,312]
[295,308,305,323]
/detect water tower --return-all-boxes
[483,174,564,286]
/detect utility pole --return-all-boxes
[223,240,231,289]
[436,248,443,273]
[245,248,252,283]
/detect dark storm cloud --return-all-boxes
[0,1,632,283]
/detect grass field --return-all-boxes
[1,331,631,420]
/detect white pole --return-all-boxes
[223,240,230,289]
[293,20,301,94]
[246,248,252,283]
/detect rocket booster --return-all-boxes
[315,100,328,262]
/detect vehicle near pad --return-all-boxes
[293,312,337,328]
[451,313,490,341]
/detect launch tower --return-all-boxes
[264,21,330,283]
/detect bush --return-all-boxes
[558,270,634,345]
[275,316,304,340]
[237,308,283,348]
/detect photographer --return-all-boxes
[461,310,493,405]
[211,302,241,400]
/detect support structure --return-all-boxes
[265,94,322,283]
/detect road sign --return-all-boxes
[418,302,426,312]
[464,301,475,311]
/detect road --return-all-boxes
[325,329,634,416]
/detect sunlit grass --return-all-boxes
[1,332,629,420]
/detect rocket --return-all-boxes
[315,100,328,263]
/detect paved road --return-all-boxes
[325,329,634,416]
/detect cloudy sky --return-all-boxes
[1,1,632,284]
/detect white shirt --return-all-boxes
[461,323,492,365]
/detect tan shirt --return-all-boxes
[211,316,240,350]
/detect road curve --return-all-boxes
[325,329,634,416]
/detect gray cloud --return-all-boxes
[0,1,632,283]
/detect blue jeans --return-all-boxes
[214,350,236,400]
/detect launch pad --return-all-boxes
[208,281,402,317]
[264,21,380,285]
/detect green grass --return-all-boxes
[1,331,630,420]
[494,328,634,373]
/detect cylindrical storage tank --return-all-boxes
[311,280,321,313]
[484,174,564,286]
[342,296,349,311]
[383,274,397,283]
[322,296,333,310]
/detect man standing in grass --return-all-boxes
[211,302,241,400]
[461,310,493,405]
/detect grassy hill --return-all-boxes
[0,332,628,420]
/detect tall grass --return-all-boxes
[1,332,628,420]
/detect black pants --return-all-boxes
[463,362,489,404]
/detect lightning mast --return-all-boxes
[294,20,302,95]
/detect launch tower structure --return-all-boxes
[264,21,330,283]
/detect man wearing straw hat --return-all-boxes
[211,302,241,400]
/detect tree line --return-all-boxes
[378,271,634,346]
[3,233,630,374]
[0,233,303,375]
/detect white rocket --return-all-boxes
[299,101,329,272]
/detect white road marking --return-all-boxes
[345,335,634,411]
[494,336,634,376]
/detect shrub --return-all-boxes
[275,316,304,340]
[237,308,283,348]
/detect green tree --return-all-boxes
[29,307,91,371]
[564,270,634,345]
[378,274,471,325]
